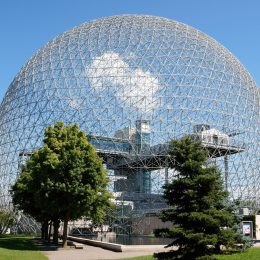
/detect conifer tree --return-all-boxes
[159,136,247,260]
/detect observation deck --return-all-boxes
[87,135,245,169]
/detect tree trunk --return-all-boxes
[43,220,49,240]
[41,222,44,239]
[62,215,69,248]
[48,221,52,242]
[53,219,60,245]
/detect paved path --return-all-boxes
[44,245,154,260]
[35,239,260,260]
[34,239,165,260]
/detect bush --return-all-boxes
[0,210,15,234]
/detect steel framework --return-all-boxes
[0,15,259,234]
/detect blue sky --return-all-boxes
[0,0,259,102]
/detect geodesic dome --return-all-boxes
[0,15,259,221]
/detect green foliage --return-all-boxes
[11,122,112,245]
[159,136,249,260]
[225,203,253,250]
[153,228,170,238]
[0,210,15,234]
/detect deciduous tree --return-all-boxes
[12,122,111,247]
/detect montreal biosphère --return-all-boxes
[0,15,259,234]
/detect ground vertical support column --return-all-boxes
[255,215,260,240]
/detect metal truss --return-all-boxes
[0,15,259,234]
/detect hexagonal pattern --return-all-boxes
[0,15,259,227]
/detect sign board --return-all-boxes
[242,221,253,238]
[243,223,251,234]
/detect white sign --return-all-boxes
[243,223,251,235]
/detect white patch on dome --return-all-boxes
[68,97,79,110]
[86,52,160,112]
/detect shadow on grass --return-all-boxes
[0,237,37,251]
[0,236,58,252]
[32,238,59,251]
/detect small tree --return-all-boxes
[158,136,248,260]
[0,210,15,234]
[12,122,111,247]
[12,168,51,240]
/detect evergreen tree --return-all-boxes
[158,136,247,260]
[12,122,111,247]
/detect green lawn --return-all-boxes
[0,235,47,260]
[216,248,260,260]
[118,248,260,260]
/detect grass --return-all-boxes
[0,234,47,260]
[215,248,260,259]
[117,248,260,260]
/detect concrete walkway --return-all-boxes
[44,245,154,260]
[34,239,167,260]
[35,239,260,260]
